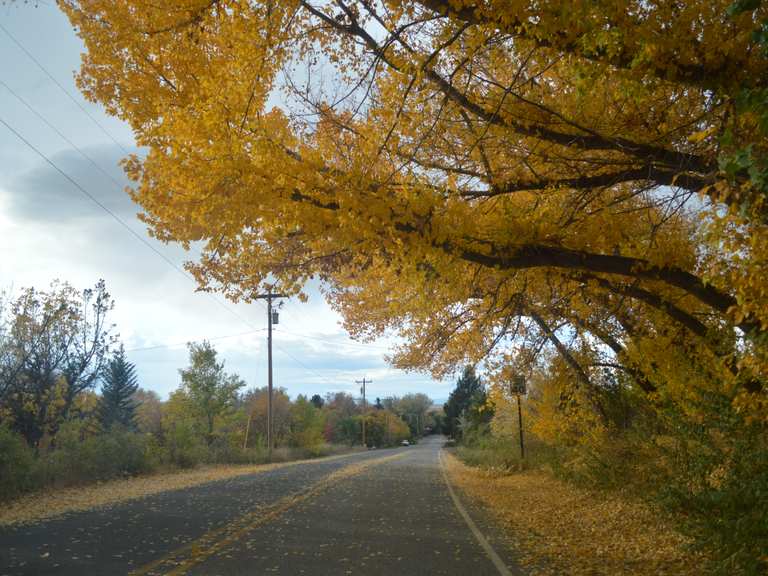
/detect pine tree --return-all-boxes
[443,366,486,439]
[310,394,324,409]
[99,345,139,431]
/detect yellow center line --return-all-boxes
[130,451,407,576]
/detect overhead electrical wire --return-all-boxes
[0,113,264,332]
[0,112,357,386]
[273,327,392,352]
[0,24,393,388]
[126,329,266,353]
[0,77,135,199]
[0,21,132,157]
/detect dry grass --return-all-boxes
[443,450,709,576]
[0,453,357,527]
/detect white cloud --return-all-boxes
[0,3,450,402]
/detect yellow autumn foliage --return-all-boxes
[58,1,767,426]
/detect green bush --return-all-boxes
[164,420,206,468]
[652,397,768,576]
[456,430,554,472]
[39,423,158,486]
[205,434,268,464]
[0,426,37,500]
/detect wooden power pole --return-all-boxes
[355,377,371,447]
[510,375,527,460]
[255,292,285,460]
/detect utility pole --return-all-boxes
[510,375,526,460]
[355,377,371,447]
[516,394,524,459]
[255,292,286,461]
[243,410,251,450]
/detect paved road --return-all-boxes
[0,437,521,576]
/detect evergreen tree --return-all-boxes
[310,394,324,409]
[99,345,139,430]
[443,366,486,439]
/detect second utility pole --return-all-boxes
[355,377,371,447]
[255,292,285,461]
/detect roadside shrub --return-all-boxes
[456,432,554,472]
[270,444,341,462]
[524,390,768,575]
[205,434,268,464]
[164,420,206,468]
[0,426,37,500]
[142,434,169,470]
[653,397,768,576]
[39,423,157,486]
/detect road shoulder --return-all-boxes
[442,450,708,576]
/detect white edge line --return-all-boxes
[439,449,514,576]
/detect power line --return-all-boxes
[0,78,133,198]
[125,329,266,353]
[0,111,264,335]
[273,327,392,351]
[273,343,342,388]
[0,115,189,274]
[276,299,398,351]
[0,24,366,389]
[0,22,132,156]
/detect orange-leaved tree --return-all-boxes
[60,0,767,420]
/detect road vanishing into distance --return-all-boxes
[0,437,522,576]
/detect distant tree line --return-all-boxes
[0,280,441,500]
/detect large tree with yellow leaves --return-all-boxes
[61,0,767,418]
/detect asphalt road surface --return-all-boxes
[0,437,523,576]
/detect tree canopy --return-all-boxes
[61,0,768,421]
[179,341,244,444]
[0,280,115,447]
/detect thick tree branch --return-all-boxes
[455,243,742,321]
[571,273,712,338]
[299,1,713,175]
[461,165,712,197]
[415,0,752,90]
[529,311,609,420]
[569,313,657,394]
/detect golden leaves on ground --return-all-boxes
[443,452,707,576]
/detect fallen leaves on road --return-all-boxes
[0,454,356,527]
[132,452,408,576]
[442,451,708,576]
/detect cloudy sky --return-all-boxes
[0,3,453,402]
